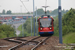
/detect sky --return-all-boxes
[0,0,75,13]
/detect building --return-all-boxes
[0,14,33,21]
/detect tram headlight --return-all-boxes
[50,28,52,30]
[40,28,42,30]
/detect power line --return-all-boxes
[20,0,32,36]
[20,0,29,12]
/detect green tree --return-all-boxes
[62,8,75,35]
[23,18,34,33]
[26,12,30,14]
[50,8,68,16]
[0,24,16,38]
[50,9,58,15]
[47,10,50,15]
[2,9,5,14]
[54,8,75,36]
[18,17,38,37]
[35,8,44,16]
[6,10,12,14]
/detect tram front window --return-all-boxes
[40,18,52,27]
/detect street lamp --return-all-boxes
[36,7,38,36]
[33,0,35,36]
[22,20,24,37]
[30,17,32,36]
[13,25,15,37]
[58,0,63,44]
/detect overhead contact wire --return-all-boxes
[20,0,29,13]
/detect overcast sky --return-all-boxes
[0,0,75,13]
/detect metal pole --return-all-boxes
[44,6,46,15]
[33,0,35,36]
[0,5,1,12]
[58,0,63,44]
[31,17,32,36]
[36,7,38,36]
[21,5,24,37]
[22,22,24,37]
[12,20,15,37]
[12,21,15,37]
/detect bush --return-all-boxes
[0,24,16,39]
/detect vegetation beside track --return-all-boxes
[63,32,75,43]
[54,8,75,43]
[17,23,34,37]
[0,24,16,39]
[18,17,39,37]
[18,24,22,31]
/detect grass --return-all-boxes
[17,25,22,31]
[63,32,75,44]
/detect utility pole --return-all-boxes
[58,0,63,44]
[36,7,38,36]
[13,26,15,37]
[33,0,35,36]
[0,5,1,12]
[30,17,32,36]
[22,21,24,37]
[20,5,24,37]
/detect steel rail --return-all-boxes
[8,36,40,50]
[31,36,50,50]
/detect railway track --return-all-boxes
[31,36,50,50]
[4,36,50,50]
[5,36,40,50]
[4,37,26,43]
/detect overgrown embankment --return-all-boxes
[63,32,75,43]
[54,8,75,43]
